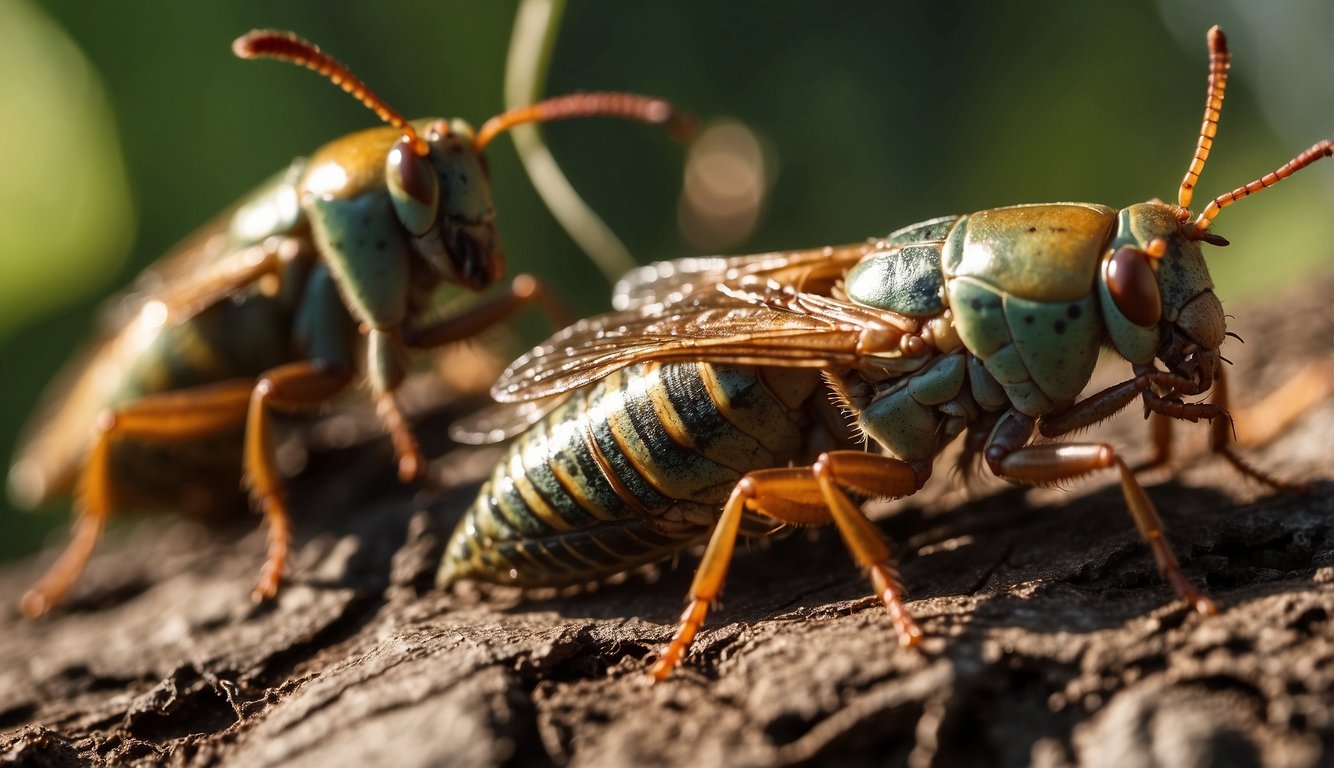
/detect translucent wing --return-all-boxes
[448,394,571,445]
[495,278,921,403]
[611,241,880,311]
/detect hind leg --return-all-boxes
[649,451,929,680]
[22,380,255,617]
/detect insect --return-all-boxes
[437,26,1331,679]
[7,29,689,618]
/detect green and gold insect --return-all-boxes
[7,29,687,618]
[438,26,1331,679]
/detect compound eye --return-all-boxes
[386,136,439,236]
[1103,246,1162,327]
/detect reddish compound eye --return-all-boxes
[1104,247,1162,327]
[386,136,439,236]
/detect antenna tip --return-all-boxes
[232,30,266,58]
[232,29,306,61]
[1207,25,1228,52]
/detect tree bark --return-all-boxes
[2,275,1331,768]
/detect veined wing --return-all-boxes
[495,279,921,403]
[449,394,572,445]
[611,240,881,311]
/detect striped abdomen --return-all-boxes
[438,362,819,588]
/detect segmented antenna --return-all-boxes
[1178,26,1229,209]
[233,30,428,156]
[474,91,693,151]
[1191,139,1334,234]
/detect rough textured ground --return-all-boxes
[1,276,1331,768]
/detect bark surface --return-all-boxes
[2,277,1331,768]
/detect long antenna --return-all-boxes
[474,91,686,151]
[233,30,428,156]
[1191,140,1333,234]
[1175,26,1334,236]
[493,0,692,282]
[1178,26,1229,209]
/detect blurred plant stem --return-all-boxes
[503,0,639,283]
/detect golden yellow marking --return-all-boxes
[697,362,744,427]
[602,367,700,502]
[507,452,575,534]
[549,457,621,522]
[646,365,699,453]
[957,204,1114,301]
[606,382,738,503]
[580,397,651,517]
[699,362,796,459]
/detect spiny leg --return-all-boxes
[404,273,573,350]
[1038,370,1205,438]
[1130,390,1226,474]
[1207,364,1326,491]
[649,451,927,681]
[21,380,256,617]
[245,361,352,601]
[988,410,1216,615]
[1130,364,1326,488]
[1033,370,1209,474]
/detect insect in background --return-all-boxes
[438,26,1331,680]
[6,29,689,618]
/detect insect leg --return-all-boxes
[245,360,353,601]
[648,452,927,681]
[374,392,423,482]
[1131,395,1226,476]
[647,473,752,681]
[986,411,1217,615]
[1201,364,1325,491]
[1224,362,1332,448]
[812,452,929,649]
[1133,412,1176,473]
[391,273,570,480]
[1038,371,1216,474]
[1132,363,1326,487]
[404,273,573,350]
[21,380,255,617]
[1038,370,1204,438]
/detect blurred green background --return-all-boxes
[1,0,1330,563]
